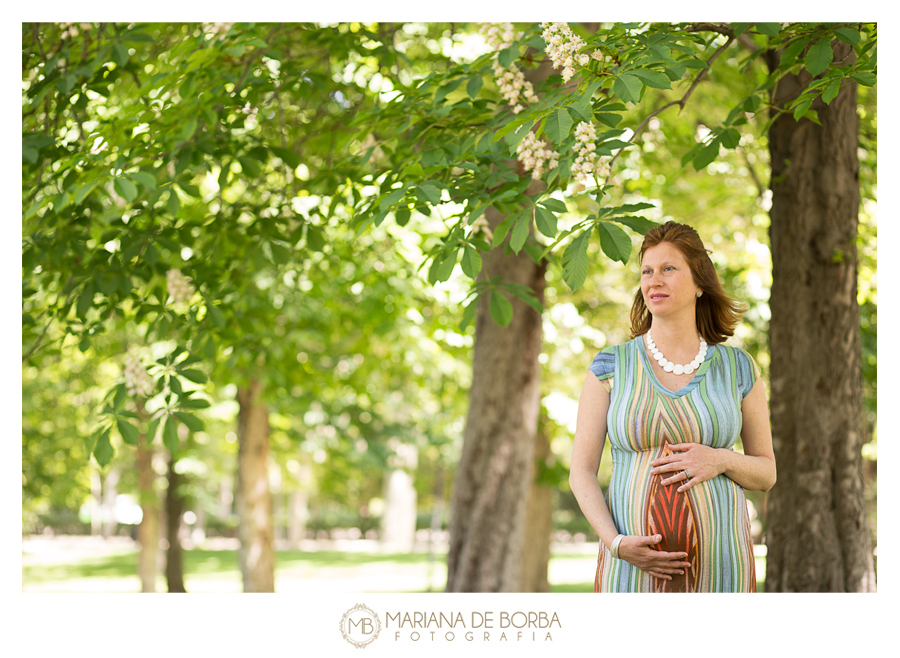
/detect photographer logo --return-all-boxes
[340,603,382,648]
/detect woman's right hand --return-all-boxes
[615,535,691,580]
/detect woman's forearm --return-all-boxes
[569,467,621,549]
[719,449,776,492]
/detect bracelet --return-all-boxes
[610,534,625,560]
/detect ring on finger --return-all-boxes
[683,470,691,480]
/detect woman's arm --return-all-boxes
[650,376,777,492]
[570,372,690,580]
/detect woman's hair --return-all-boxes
[629,221,748,344]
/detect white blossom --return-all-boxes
[540,22,591,83]
[516,132,560,180]
[470,216,494,242]
[166,269,195,306]
[570,121,612,192]
[123,353,155,399]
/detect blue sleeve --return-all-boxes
[734,347,760,399]
[589,347,616,383]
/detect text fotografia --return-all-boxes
[387,611,561,642]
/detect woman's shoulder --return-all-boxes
[588,337,639,379]
[712,342,761,397]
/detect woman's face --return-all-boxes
[640,242,701,321]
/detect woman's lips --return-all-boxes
[649,294,668,301]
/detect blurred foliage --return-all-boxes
[23,22,875,549]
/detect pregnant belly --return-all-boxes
[645,442,700,592]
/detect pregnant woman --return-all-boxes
[569,221,776,592]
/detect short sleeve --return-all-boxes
[735,347,762,399]
[589,347,616,392]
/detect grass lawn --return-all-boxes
[22,538,765,593]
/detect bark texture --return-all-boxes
[445,202,546,592]
[765,40,875,592]
[236,378,276,592]
[165,452,186,593]
[136,431,158,592]
[444,38,573,591]
[520,430,553,592]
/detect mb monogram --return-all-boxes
[340,604,382,648]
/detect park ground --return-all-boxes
[22,535,767,592]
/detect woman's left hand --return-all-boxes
[649,443,729,492]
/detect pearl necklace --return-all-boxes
[646,330,707,375]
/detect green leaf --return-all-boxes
[596,221,632,264]
[416,183,443,206]
[73,180,101,205]
[428,249,457,284]
[561,229,591,292]
[544,109,573,145]
[271,146,301,169]
[568,98,593,122]
[755,22,782,37]
[76,282,94,320]
[534,205,558,238]
[238,156,261,179]
[850,71,876,87]
[503,121,534,152]
[720,128,741,149]
[129,171,157,190]
[693,138,721,170]
[162,415,180,453]
[804,39,833,77]
[306,225,326,251]
[607,215,659,235]
[178,368,207,384]
[489,290,513,326]
[510,212,530,253]
[467,74,483,98]
[539,198,568,214]
[822,79,842,104]
[174,411,204,432]
[206,301,226,327]
[460,245,482,279]
[180,396,211,410]
[379,185,407,210]
[631,68,671,90]
[112,383,127,409]
[793,97,813,122]
[56,74,77,95]
[595,112,622,128]
[116,418,140,446]
[833,28,860,46]
[92,428,113,466]
[167,189,181,216]
[498,45,516,69]
[612,74,643,104]
[114,177,138,203]
[433,78,463,105]
[779,36,813,67]
[459,297,478,330]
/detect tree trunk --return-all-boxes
[445,204,546,592]
[765,40,876,592]
[520,430,553,592]
[165,452,187,593]
[100,464,119,538]
[136,429,158,592]
[236,378,276,592]
[382,444,418,551]
[444,40,564,591]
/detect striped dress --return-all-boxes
[589,336,760,593]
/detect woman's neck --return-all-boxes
[645,319,703,362]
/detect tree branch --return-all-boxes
[605,33,737,175]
